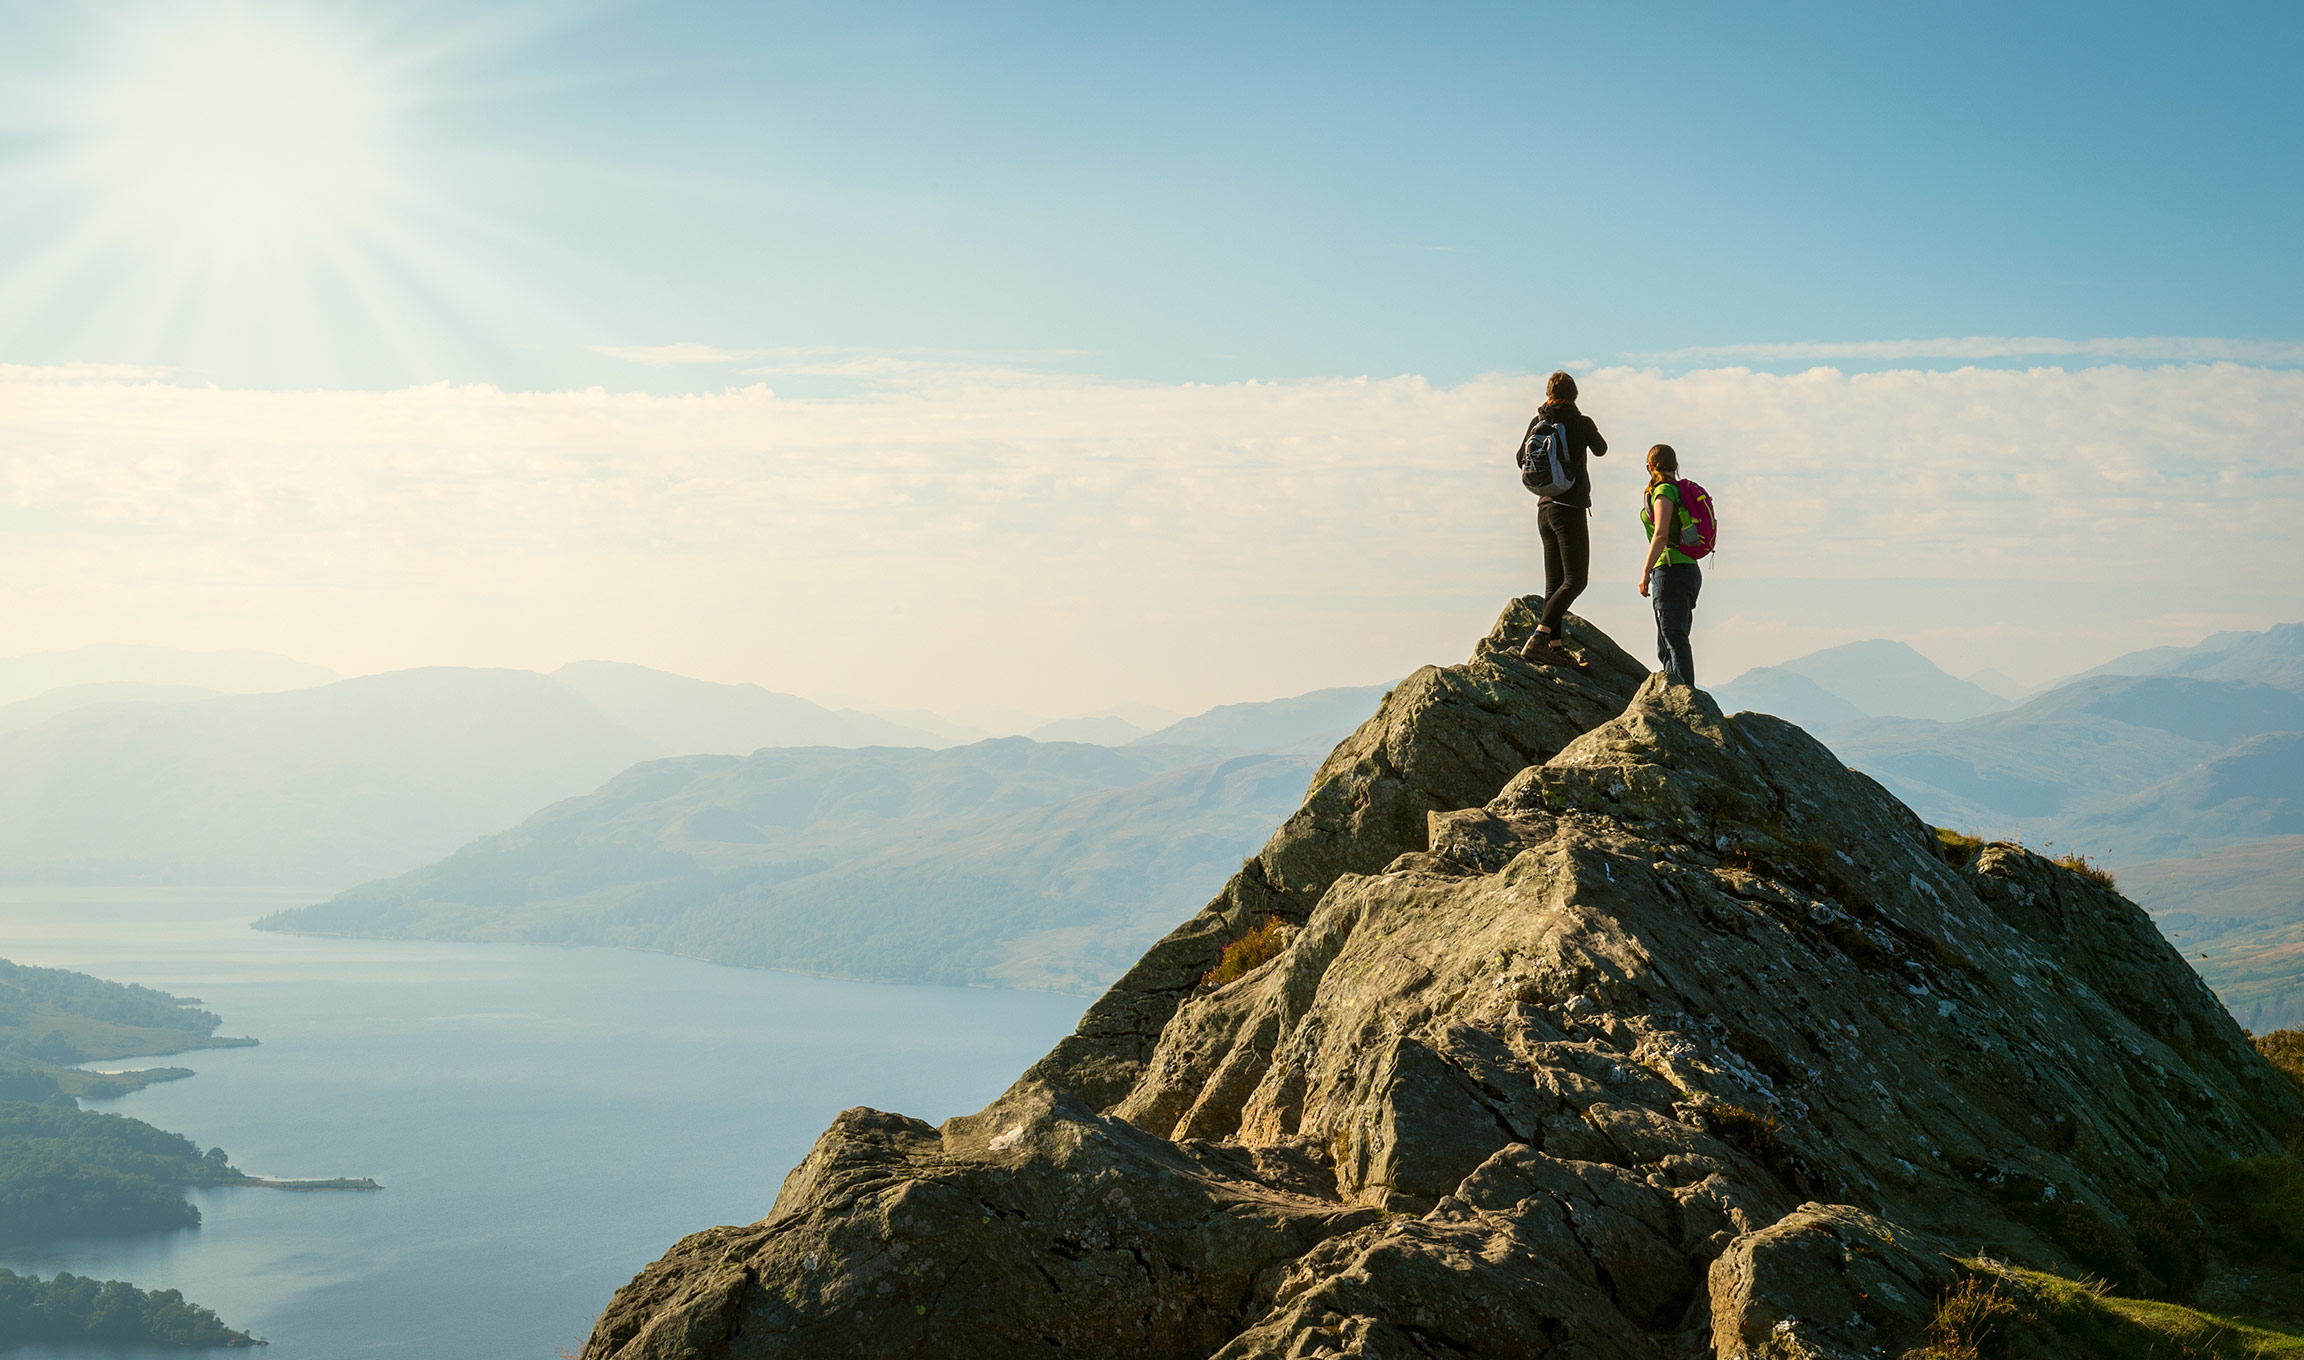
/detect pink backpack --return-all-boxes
[1667,479,1719,559]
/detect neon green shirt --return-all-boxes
[1642,481,1698,568]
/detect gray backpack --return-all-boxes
[1518,418,1574,498]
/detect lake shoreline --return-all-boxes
[0,894,1086,1358]
[227,1175,380,1192]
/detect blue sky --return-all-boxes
[2,1,2297,391]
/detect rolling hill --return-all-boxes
[1825,674,2304,859]
[0,645,335,706]
[1715,638,2008,723]
[2069,620,2304,691]
[2063,731,2304,861]
[551,660,943,753]
[0,682,223,734]
[2128,836,2304,1031]
[258,739,1315,992]
[1133,683,1394,753]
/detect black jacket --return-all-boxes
[1521,401,1608,509]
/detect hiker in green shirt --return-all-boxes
[1637,444,1703,685]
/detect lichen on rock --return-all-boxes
[579,602,2300,1360]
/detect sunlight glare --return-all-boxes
[67,5,405,269]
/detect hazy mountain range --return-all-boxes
[0,682,229,735]
[2072,621,2304,690]
[1832,675,2304,861]
[231,676,1395,990]
[0,645,337,708]
[549,660,943,750]
[260,741,1316,993]
[1711,623,2304,866]
[259,621,2304,998]
[0,652,938,885]
[1132,683,1394,753]
[0,647,1376,890]
[1713,639,2010,729]
[12,621,2302,1003]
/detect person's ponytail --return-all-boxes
[1646,443,1679,490]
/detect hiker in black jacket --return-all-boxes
[1519,370,1607,666]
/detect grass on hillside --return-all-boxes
[1919,1262,2304,1359]
[1927,827,2121,895]
[2053,851,2120,892]
[0,959,254,1101]
[2256,1031,2304,1086]
[1935,826,1985,866]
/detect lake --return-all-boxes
[0,889,1089,1358]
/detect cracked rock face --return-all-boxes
[580,603,2299,1360]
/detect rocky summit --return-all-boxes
[580,602,2301,1360]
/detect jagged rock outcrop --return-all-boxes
[581,603,2301,1360]
[1030,603,1650,1110]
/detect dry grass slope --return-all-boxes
[2053,851,2120,892]
[1201,918,1287,988]
[1917,1263,2304,1359]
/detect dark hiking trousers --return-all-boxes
[1650,562,1702,685]
[1537,502,1589,636]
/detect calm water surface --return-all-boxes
[0,890,1087,1358]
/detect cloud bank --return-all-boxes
[1,361,2297,714]
[1647,336,2304,365]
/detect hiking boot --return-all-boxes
[1519,636,1587,671]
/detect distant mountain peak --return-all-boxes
[550,660,944,753]
[1134,682,1399,754]
[1717,637,2007,723]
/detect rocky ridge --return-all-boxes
[581,602,2300,1359]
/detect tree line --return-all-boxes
[0,1098,237,1241]
[0,1268,259,1347]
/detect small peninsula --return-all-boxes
[0,957,368,1349]
[0,960,380,1243]
[0,956,257,1101]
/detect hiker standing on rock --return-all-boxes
[1638,443,1705,685]
[1515,370,1607,667]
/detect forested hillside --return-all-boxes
[0,1099,239,1239]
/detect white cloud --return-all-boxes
[0,361,2297,711]
[1644,336,2304,366]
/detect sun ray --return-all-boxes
[0,1,586,387]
